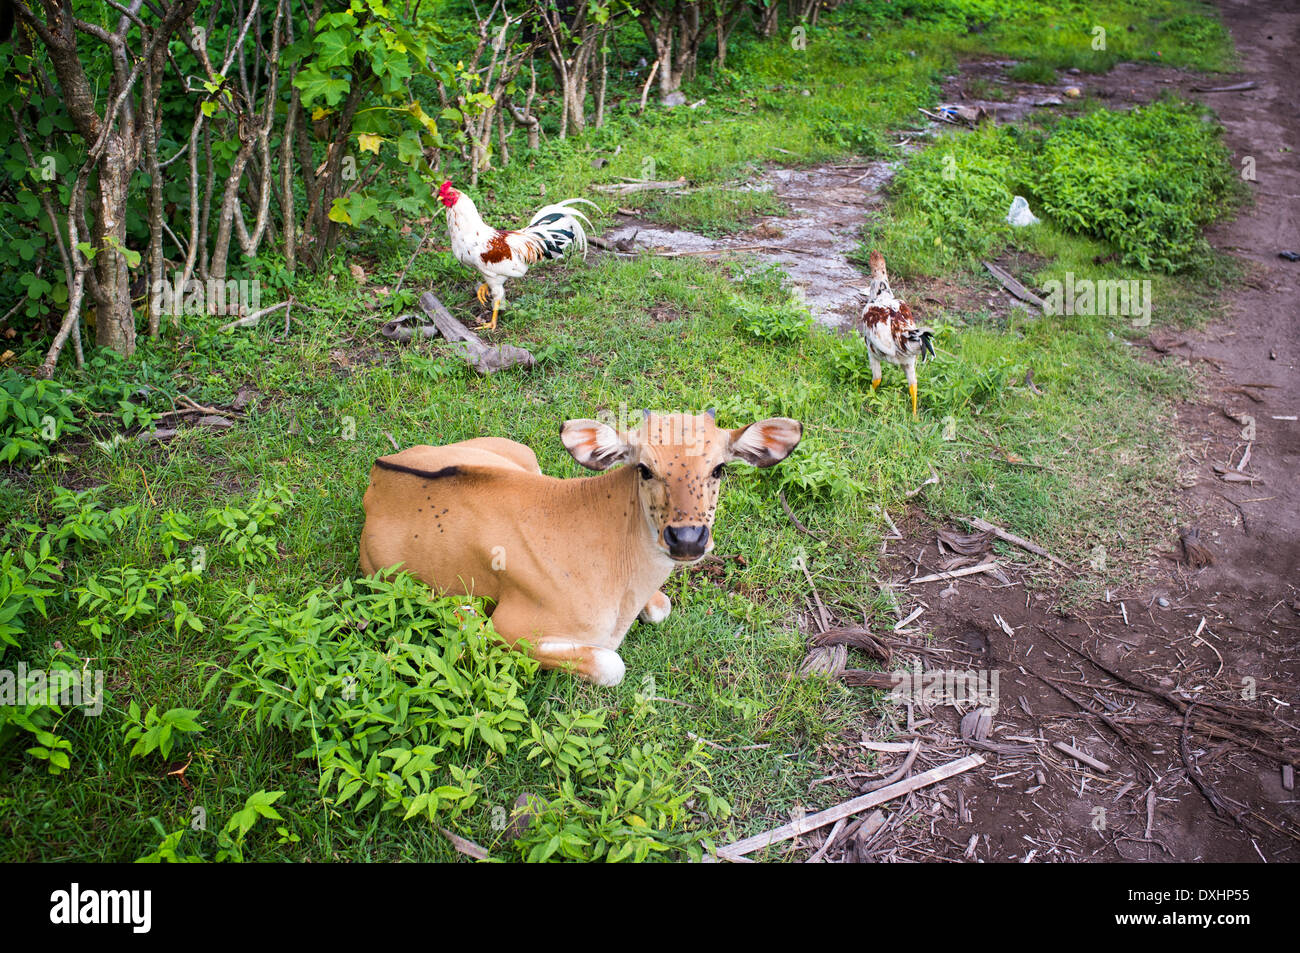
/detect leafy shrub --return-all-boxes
[0,371,77,464]
[122,703,205,760]
[776,446,865,501]
[137,790,286,863]
[201,484,293,569]
[1033,101,1237,271]
[875,123,1032,274]
[731,296,813,344]
[0,539,60,655]
[213,572,537,824]
[876,100,1236,274]
[512,740,729,862]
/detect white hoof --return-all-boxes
[535,641,625,687]
[639,592,672,625]
[588,648,626,687]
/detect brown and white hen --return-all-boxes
[858,250,935,418]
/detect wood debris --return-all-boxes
[714,754,985,860]
[380,293,536,374]
[983,261,1047,311]
[961,515,1073,570]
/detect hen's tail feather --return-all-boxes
[917,329,936,362]
[524,198,599,260]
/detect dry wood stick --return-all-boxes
[962,516,1073,570]
[908,559,1000,585]
[714,754,984,860]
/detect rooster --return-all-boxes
[859,250,935,418]
[438,181,597,330]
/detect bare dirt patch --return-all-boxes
[832,0,1300,864]
[604,162,902,329]
[744,0,1300,864]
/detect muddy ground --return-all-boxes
[841,0,1300,865]
[632,0,1299,862]
[604,161,903,327]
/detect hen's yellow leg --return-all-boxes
[476,283,489,306]
[871,378,881,391]
[910,383,918,418]
[485,300,500,331]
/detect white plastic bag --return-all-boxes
[1006,195,1041,227]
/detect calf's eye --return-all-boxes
[711,464,726,479]
[638,464,653,480]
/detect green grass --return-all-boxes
[642,188,787,236]
[0,0,1243,861]
[1007,61,1059,84]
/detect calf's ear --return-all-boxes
[728,417,802,467]
[561,419,632,471]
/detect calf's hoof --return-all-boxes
[639,590,672,625]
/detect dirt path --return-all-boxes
[905,0,1300,864]
[771,0,1299,864]
[604,163,902,327]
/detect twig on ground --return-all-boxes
[779,489,817,539]
[860,740,921,792]
[714,754,984,860]
[1053,741,1111,773]
[218,300,290,333]
[440,827,490,860]
[908,559,999,585]
[961,516,1073,571]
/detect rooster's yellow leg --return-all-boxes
[485,300,500,332]
[871,378,881,391]
[476,283,489,306]
[910,383,918,418]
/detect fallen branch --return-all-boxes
[841,670,900,690]
[379,293,536,375]
[714,754,985,860]
[217,300,290,333]
[592,177,687,195]
[811,627,892,664]
[1191,81,1256,92]
[778,489,817,539]
[860,740,921,792]
[904,467,939,499]
[1052,741,1111,773]
[805,817,845,863]
[439,827,490,861]
[908,559,1000,585]
[983,261,1046,311]
[961,516,1073,571]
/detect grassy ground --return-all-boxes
[0,0,1241,860]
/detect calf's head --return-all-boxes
[561,411,802,562]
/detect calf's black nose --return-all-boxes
[663,524,710,558]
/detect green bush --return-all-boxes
[875,100,1236,274]
[214,572,534,823]
[1032,101,1237,271]
[0,371,77,464]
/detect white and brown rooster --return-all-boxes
[438,180,597,330]
[859,250,935,418]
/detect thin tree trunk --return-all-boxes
[91,132,135,354]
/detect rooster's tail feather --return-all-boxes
[524,198,599,259]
